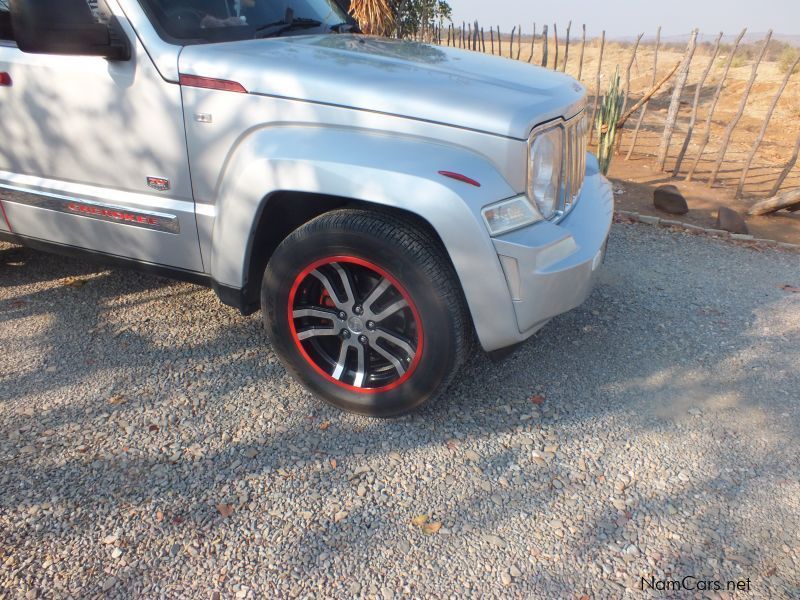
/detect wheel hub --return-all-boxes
[346,315,365,334]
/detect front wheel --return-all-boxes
[261,209,470,416]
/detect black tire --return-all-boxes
[261,209,470,417]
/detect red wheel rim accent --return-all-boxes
[287,256,424,394]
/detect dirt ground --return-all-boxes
[608,157,800,244]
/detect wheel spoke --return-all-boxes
[331,341,351,380]
[310,270,345,310]
[353,343,367,387]
[372,341,406,376]
[331,262,357,307]
[292,307,338,320]
[372,299,408,322]
[362,277,390,314]
[296,326,338,340]
[291,257,421,390]
[375,329,416,358]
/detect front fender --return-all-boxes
[211,127,522,351]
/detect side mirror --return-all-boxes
[10,0,130,61]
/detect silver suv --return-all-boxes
[0,0,613,415]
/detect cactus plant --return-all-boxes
[595,66,623,175]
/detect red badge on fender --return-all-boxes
[146,177,170,191]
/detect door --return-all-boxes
[0,0,203,272]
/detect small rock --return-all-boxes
[102,576,117,591]
[716,206,748,234]
[483,534,506,548]
[500,571,512,586]
[653,184,689,215]
[464,450,480,462]
[509,565,522,578]
[111,548,123,559]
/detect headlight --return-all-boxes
[481,196,542,236]
[527,125,563,219]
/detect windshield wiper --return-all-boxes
[255,17,323,39]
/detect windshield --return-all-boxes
[139,0,352,44]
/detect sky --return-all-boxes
[449,0,800,39]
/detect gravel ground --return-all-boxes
[1,223,799,599]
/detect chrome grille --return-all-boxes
[559,110,588,217]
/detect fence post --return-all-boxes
[708,30,772,187]
[686,29,746,180]
[577,24,586,80]
[541,24,549,68]
[656,29,698,171]
[473,20,479,50]
[673,32,723,175]
[770,131,800,196]
[510,26,515,58]
[553,24,559,70]
[528,23,536,63]
[517,25,522,60]
[497,26,501,56]
[737,54,799,196]
[490,28,494,54]
[616,32,643,152]
[562,21,572,72]
[626,27,660,160]
[481,27,486,53]
[589,30,605,144]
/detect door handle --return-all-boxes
[0,72,11,86]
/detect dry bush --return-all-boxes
[779,46,800,74]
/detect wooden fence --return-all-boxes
[418,21,800,199]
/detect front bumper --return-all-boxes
[491,154,613,341]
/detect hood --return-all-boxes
[178,35,586,139]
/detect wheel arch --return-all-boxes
[229,191,460,318]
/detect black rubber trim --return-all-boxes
[212,281,259,316]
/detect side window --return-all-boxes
[0,1,105,42]
[0,0,13,42]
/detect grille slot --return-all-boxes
[557,111,587,217]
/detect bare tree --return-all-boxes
[656,29,698,171]
[673,32,723,175]
[708,30,772,187]
[736,53,800,196]
[687,28,746,181]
